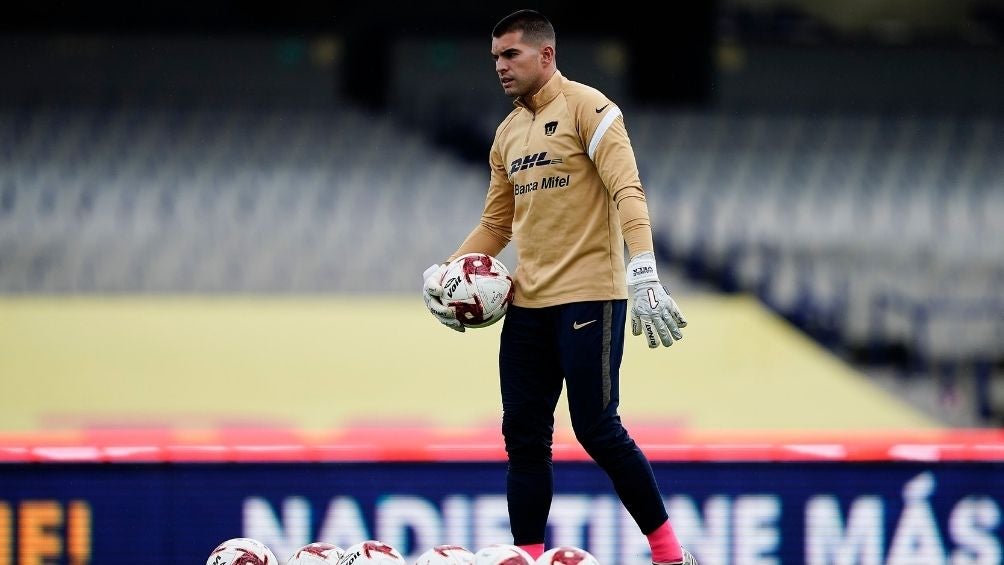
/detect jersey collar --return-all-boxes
[515,70,563,113]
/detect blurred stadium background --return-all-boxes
[1,1,1003,564]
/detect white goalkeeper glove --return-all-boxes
[423,263,465,332]
[626,251,687,348]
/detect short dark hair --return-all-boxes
[492,9,556,47]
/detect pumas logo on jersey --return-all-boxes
[544,120,558,135]
[509,151,563,176]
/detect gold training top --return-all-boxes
[452,71,655,308]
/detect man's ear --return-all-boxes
[540,44,555,66]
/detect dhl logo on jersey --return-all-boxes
[509,151,563,176]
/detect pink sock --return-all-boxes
[518,543,545,560]
[647,520,683,563]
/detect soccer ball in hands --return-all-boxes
[287,542,345,564]
[439,253,514,329]
[472,544,534,565]
[415,545,476,565]
[206,537,277,565]
[337,540,406,565]
[535,547,600,565]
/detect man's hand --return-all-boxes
[423,263,465,332]
[626,252,687,348]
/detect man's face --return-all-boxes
[491,30,548,98]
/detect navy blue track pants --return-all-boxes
[499,299,669,545]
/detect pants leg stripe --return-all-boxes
[602,300,612,410]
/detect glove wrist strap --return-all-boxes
[626,251,659,286]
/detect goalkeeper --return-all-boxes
[422,9,693,565]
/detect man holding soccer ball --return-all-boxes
[422,9,694,565]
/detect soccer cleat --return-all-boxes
[654,547,698,565]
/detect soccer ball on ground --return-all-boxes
[438,253,514,329]
[336,540,406,565]
[287,542,345,564]
[472,544,534,565]
[535,546,600,565]
[206,537,277,565]
[414,545,476,565]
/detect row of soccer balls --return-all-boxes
[208,537,601,565]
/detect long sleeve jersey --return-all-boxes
[452,70,655,308]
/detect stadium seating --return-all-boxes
[629,111,1004,405]
[2,104,1001,419]
[0,104,491,293]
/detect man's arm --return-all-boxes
[423,138,515,332]
[581,102,688,348]
[582,106,653,259]
[450,139,514,260]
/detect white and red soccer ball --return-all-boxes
[205,537,277,565]
[534,547,600,565]
[472,544,534,565]
[414,544,476,565]
[337,540,407,565]
[287,542,345,564]
[438,253,514,329]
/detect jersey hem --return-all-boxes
[513,292,629,309]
